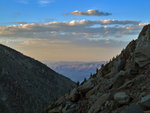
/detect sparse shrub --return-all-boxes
[90,73,93,78]
[96,68,99,74]
[101,64,104,68]
[83,78,87,82]
[76,81,80,86]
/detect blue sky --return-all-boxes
[1,0,150,24]
[0,0,149,62]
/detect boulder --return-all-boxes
[88,93,110,113]
[141,94,150,103]
[111,70,126,81]
[78,78,95,94]
[104,59,122,79]
[111,70,126,86]
[86,86,98,98]
[114,92,130,105]
[130,68,138,75]
[55,96,65,106]
[62,103,77,113]
[140,94,150,110]
[122,104,144,113]
[69,88,80,102]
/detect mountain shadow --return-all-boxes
[0,44,76,113]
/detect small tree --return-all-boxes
[90,73,93,78]
[101,64,104,68]
[83,78,87,82]
[96,68,99,74]
[76,81,80,86]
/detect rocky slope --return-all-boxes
[0,44,75,113]
[43,24,150,113]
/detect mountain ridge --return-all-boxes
[0,43,76,113]
[43,24,150,113]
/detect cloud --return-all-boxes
[39,18,55,23]
[73,38,128,48]
[4,22,27,25]
[69,9,111,16]
[19,38,127,50]
[0,19,144,39]
[1,38,127,62]
[17,0,54,5]
[1,18,143,62]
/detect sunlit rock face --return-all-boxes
[134,24,150,67]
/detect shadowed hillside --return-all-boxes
[0,44,75,113]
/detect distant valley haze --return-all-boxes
[44,61,106,82]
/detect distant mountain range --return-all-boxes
[45,61,105,82]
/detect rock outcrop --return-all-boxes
[43,24,150,113]
[135,25,150,67]
[0,44,76,113]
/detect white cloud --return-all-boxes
[0,19,144,39]
[70,9,111,16]
[4,22,27,25]
[17,0,54,5]
[2,19,146,61]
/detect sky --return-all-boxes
[0,0,149,62]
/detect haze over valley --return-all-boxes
[46,61,105,82]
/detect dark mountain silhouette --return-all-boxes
[43,24,150,113]
[0,44,75,113]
